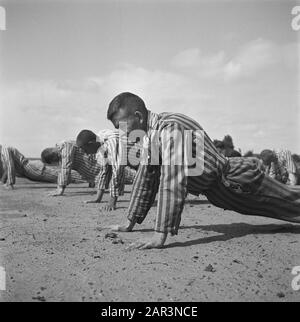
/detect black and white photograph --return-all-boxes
[0,0,300,304]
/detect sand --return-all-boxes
[0,177,300,302]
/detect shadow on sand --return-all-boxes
[165,223,300,248]
[135,222,300,248]
[185,199,211,205]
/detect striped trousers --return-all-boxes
[70,153,137,188]
[2,160,84,184]
[205,175,300,224]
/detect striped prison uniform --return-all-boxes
[56,137,137,197]
[127,111,300,235]
[0,145,84,185]
[265,149,298,185]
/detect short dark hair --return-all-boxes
[244,150,254,157]
[260,149,275,164]
[213,140,224,149]
[41,148,59,164]
[223,135,234,149]
[227,150,242,157]
[76,129,96,147]
[107,92,147,121]
[292,154,300,164]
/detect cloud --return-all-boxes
[56,79,102,93]
[171,48,226,78]
[0,65,211,155]
[171,38,289,81]
[95,65,211,110]
[223,38,280,80]
[0,39,298,156]
[0,80,105,155]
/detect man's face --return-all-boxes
[262,153,277,167]
[80,142,99,155]
[110,108,146,137]
[262,158,273,167]
[43,148,60,166]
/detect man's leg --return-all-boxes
[124,166,136,185]
[205,176,300,224]
[22,161,57,182]
[23,161,85,183]
[104,166,112,189]
[1,168,8,184]
[288,172,298,186]
[0,158,3,179]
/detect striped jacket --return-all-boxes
[0,145,83,185]
[57,135,139,197]
[57,140,99,187]
[127,111,266,235]
[263,149,297,185]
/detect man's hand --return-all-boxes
[3,183,14,190]
[102,203,116,211]
[84,189,104,204]
[84,199,101,204]
[105,219,136,232]
[88,182,96,188]
[48,187,64,197]
[101,196,117,211]
[126,232,168,250]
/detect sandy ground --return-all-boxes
[0,177,300,302]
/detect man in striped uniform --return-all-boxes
[76,129,138,210]
[106,92,300,249]
[42,134,137,210]
[0,144,83,189]
[42,140,98,195]
[260,149,298,186]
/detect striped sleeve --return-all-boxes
[14,148,28,167]
[268,162,277,179]
[57,142,75,187]
[154,123,187,235]
[95,145,109,191]
[127,163,161,224]
[96,136,126,197]
[1,146,16,185]
[107,136,125,197]
[277,149,297,174]
[127,123,188,235]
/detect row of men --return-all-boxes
[213,135,299,185]
[260,149,299,186]
[0,129,138,210]
[1,91,300,249]
[1,139,298,202]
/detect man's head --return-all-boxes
[260,149,276,166]
[107,92,148,135]
[76,129,101,154]
[223,135,234,150]
[213,140,225,155]
[41,148,60,165]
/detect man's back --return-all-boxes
[145,111,228,185]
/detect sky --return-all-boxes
[0,0,299,157]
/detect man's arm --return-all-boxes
[278,150,298,185]
[155,125,187,236]
[288,172,298,186]
[49,142,74,196]
[85,147,108,204]
[108,131,161,231]
[105,137,127,211]
[107,163,160,232]
[88,136,124,210]
[268,162,277,180]
[127,123,188,249]
[1,147,16,188]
